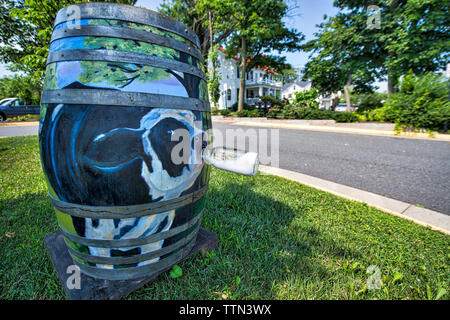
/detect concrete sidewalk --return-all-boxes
[213,116,450,141]
[259,165,450,235]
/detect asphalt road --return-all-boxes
[213,122,450,215]
[1,123,449,214]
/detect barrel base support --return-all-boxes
[44,227,218,300]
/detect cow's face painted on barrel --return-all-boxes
[78,108,205,268]
[85,108,204,202]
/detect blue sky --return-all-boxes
[0,0,387,91]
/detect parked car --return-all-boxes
[0,98,15,106]
[334,104,358,112]
[0,98,40,122]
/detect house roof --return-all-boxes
[282,81,311,91]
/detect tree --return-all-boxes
[159,0,236,107]
[0,0,137,82]
[386,72,450,132]
[304,0,449,106]
[222,0,303,111]
[0,75,42,104]
[159,0,235,63]
[336,0,449,94]
[302,12,382,111]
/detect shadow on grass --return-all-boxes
[0,170,361,300]
[131,175,362,300]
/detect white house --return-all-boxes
[281,81,312,100]
[282,80,342,110]
[212,50,283,110]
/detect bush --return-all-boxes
[260,95,284,108]
[230,102,254,112]
[293,88,320,109]
[6,114,39,122]
[333,112,360,123]
[218,109,231,116]
[236,109,262,117]
[384,72,449,132]
[0,75,42,105]
[266,105,361,123]
[211,107,219,115]
[355,92,387,114]
[247,109,261,117]
[236,110,249,117]
[367,106,396,123]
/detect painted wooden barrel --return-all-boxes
[39,3,211,280]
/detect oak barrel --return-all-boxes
[39,3,211,280]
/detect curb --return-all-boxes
[213,119,450,141]
[0,121,39,127]
[258,165,450,235]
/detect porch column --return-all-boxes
[259,86,263,97]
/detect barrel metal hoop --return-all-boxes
[50,186,207,219]
[41,90,211,112]
[75,238,196,280]
[54,3,199,47]
[50,25,202,62]
[60,209,204,248]
[67,225,200,265]
[47,49,205,80]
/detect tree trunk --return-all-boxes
[343,73,352,112]
[208,11,216,108]
[208,11,215,81]
[387,1,399,99]
[238,35,247,112]
[387,71,398,97]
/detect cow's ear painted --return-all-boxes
[84,128,146,168]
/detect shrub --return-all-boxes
[211,107,219,115]
[265,104,361,123]
[218,109,231,116]
[230,102,254,112]
[355,92,387,113]
[247,109,261,117]
[293,88,320,109]
[384,72,449,132]
[260,95,284,108]
[266,106,282,118]
[333,112,360,123]
[0,75,41,105]
[367,106,396,123]
[236,110,249,117]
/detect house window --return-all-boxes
[237,67,240,78]
[237,88,240,100]
[227,89,231,100]
[250,71,254,80]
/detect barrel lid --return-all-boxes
[54,2,200,49]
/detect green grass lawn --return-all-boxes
[0,136,448,300]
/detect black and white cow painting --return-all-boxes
[40,104,211,268]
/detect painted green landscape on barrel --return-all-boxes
[54,18,200,52]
